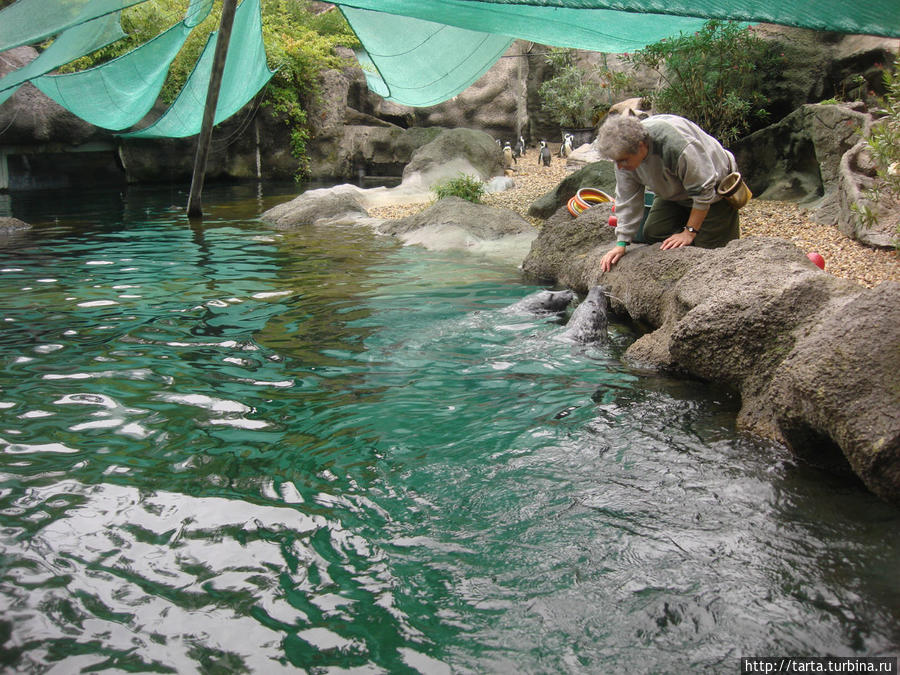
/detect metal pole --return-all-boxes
[187,0,238,219]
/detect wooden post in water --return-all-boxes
[187,0,238,219]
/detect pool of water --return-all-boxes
[1,183,898,673]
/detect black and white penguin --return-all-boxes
[538,140,551,167]
[515,135,526,157]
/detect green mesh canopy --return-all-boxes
[121,0,274,138]
[341,4,712,106]
[0,0,146,52]
[29,0,213,130]
[0,4,125,106]
[32,22,194,130]
[336,0,900,106]
[336,0,900,42]
[3,0,899,134]
[345,8,515,107]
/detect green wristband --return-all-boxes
[616,241,628,247]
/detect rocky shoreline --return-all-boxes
[369,156,899,288]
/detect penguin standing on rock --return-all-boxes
[538,140,551,167]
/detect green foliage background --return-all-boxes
[625,20,784,147]
[60,0,359,179]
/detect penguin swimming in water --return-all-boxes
[538,140,551,167]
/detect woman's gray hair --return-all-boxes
[597,114,650,159]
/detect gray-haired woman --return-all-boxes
[596,114,741,271]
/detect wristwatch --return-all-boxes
[685,226,699,234]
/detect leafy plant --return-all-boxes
[433,174,485,204]
[625,20,783,146]
[851,56,900,247]
[538,48,632,128]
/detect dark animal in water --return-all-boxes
[538,140,551,167]
[560,285,609,344]
[507,288,574,315]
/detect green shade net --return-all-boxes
[0,3,125,106]
[0,0,147,52]
[30,0,214,130]
[342,4,710,106]
[121,0,274,138]
[336,0,900,106]
[345,8,515,107]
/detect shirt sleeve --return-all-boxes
[676,140,719,210]
[613,168,645,244]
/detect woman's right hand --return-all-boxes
[600,245,626,272]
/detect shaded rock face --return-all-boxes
[522,220,900,506]
[732,103,867,205]
[731,102,897,248]
[836,140,900,249]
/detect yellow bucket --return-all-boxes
[717,172,752,209]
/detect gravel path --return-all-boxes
[369,156,899,289]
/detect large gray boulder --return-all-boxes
[407,41,528,141]
[260,185,371,229]
[523,202,617,281]
[522,221,900,506]
[260,128,509,229]
[401,128,504,189]
[377,196,536,260]
[835,139,900,249]
[0,217,32,248]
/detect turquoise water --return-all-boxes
[1,183,898,673]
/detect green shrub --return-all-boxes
[433,174,485,204]
[625,20,783,146]
[852,56,900,247]
[538,48,633,128]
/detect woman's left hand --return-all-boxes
[660,229,696,250]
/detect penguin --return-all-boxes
[562,133,574,158]
[538,140,551,167]
[503,141,517,171]
[515,135,526,157]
